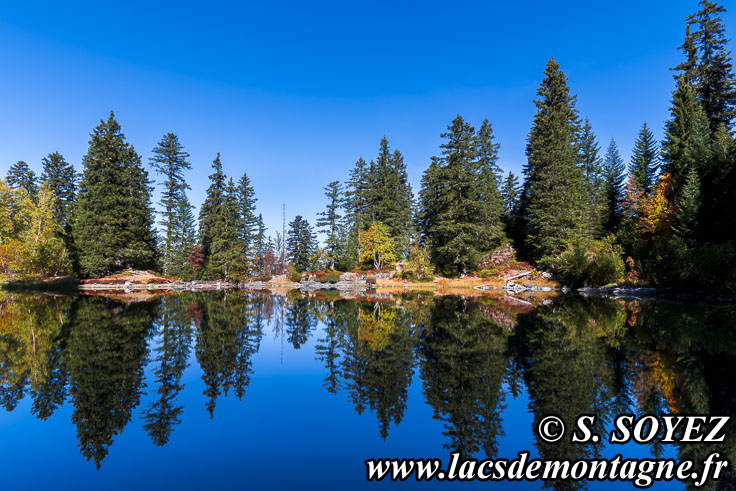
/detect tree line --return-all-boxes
[2,0,735,292]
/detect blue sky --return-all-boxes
[0,0,733,239]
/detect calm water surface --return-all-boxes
[0,290,734,490]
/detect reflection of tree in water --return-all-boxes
[66,296,155,468]
[0,293,73,415]
[314,299,344,394]
[338,300,415,440]
[511,296,625,489]
[285,294,317,349]
[628,301,736,488]
[2,289,736,485]
[142,294,194,446]
[194,291,263,418]
[419,296,508,459]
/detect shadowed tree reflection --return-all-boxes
[0,293,73,415]
[193,291,263,417]
[142,294,194,446]
[66,296,155,468]
[338,299,415,440]
[285,294,318,349]
[419,296,509,459]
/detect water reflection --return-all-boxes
[0,290,734,488]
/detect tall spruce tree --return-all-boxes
[198,153,227,261]
[168,192,196,277]
[367,138,414,256]
[6,161,38,198]
[150,133,193,275]
[40,152,76,230]
[236,172,258,273]
[73,112,158,277]
[254,214,267,274]
[577,119,605,236]
[672,167,702,243]
[417,115,505,276]
[629,123,659,195]
[522,59,588,264]
[602,139,626,233]
[287,215,316,273]
[316,181,343,270]
[678,1,736,131]
[501,171,521,220]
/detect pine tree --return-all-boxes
[678,1,736,131]
[602,139,626,233]
[344,157,370,229]
[254,214,267,274]
[6,161,38,198]
[501,171,521,220]
[198,153,227,262]
[73,112,158,277]
[578,119,605,236]
[629,123,659,195]
[418,115,505,276]
[236,172,258,273]
[168,193,196,277]
[287,216,316,273]
[316,181,343,270]
[40,152,76,229]
[522,59,588,264]
[672,167,702,243]
[150,133,192,275]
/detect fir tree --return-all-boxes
[672,167,702,243]
[418,115,505,276]
[236,172,258,273]
[287,216,316,273]
[629,123,659,195]
[198,153,227,262]
[316,181,343,270]
[73,112,158,277]
[602,139,626,233]
[6,161,38,198]
[522,59,588,264]
[678,1,736,130]
[578,119,605,236]
[254,214,267,274]
[168,193,196,277]
[150,133,192,275]
[40,152,76,229]
[501,171,521,220]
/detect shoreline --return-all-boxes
[4,277,736,304]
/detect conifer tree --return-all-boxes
[73,112,158,277]
[236,172,258,272]
[629,123,659,195]
[344,157,370,229]
[418,115,505,276]
[501,171,521,219]
[287,216,316,273]
[6,161,38,198]
[40,152,76,230]
[672,167,702,243]
[602,139,626,233]
[316,181,343,270]
[150,133,192,275]
[168,193,196,277]
[678,1,736,131]
[577,119,605,236]
[522,59,588,264]
[254,214,267,274]
[198,153,227,261]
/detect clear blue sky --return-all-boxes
[0,0,733,240]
